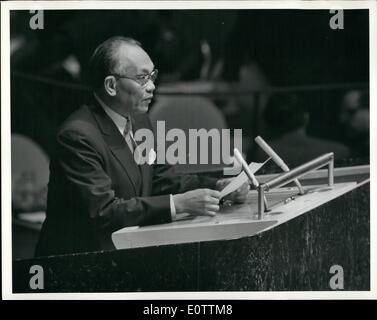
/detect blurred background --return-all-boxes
[10,9,369,259]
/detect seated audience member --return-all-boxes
[339,90,369,160]
[252,93,349,167]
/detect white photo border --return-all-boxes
[1,0,376,300]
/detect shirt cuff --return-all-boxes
[170,194,177,221]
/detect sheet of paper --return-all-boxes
[219,158,270,198]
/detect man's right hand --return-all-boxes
[173,189,221,217]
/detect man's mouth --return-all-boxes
[142,98,153,105]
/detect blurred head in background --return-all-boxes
[264,93,309,137]
[340,90,369,137]
[339,90,369,159]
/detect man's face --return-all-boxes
[113,45,156,115]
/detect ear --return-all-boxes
[104,76,117,96]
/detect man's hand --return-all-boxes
[173,189,221,217]
[216,178,250,204]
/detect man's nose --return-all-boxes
[145,79,155,93]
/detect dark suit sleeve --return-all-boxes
[151,163,218,196]
[56,130,171,229]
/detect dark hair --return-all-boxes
[88,36,142,90]
[264,93,307,133]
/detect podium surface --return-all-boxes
[112,166,368,250]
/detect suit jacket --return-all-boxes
[35,98,217,256]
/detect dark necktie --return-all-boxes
[123,117,140,164]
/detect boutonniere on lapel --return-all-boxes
[147,148,157,165]
[133,142,156,165]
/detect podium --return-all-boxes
[112,155,368,250]
[112,181,366,250]
[12,164,369,292]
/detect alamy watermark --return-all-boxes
[329,9,344,30]
[329,264,344,290]
[29,10,44,30]
[29,9,344,32]
[29,265,44,290]
[132,121,243,175]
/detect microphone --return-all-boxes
[234,148,269,211]
[254,136,305,194]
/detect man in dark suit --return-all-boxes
[35,37,248,257]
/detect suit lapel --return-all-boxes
[90,100,142,195]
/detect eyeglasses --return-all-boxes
[110,69,158,87]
